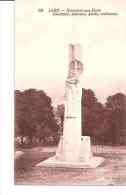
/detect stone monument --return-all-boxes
[37,44,104,168]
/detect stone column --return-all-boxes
[56,44,83,162]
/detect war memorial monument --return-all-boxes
[37,44,104,168]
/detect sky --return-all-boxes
[16,0,126,104]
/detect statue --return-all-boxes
[65,58,83,117]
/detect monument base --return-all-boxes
[36,136,105,168]
[36,155,104,168]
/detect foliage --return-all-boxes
[15,88,126,146]
[82,90,126,145]
[15,89,59,145]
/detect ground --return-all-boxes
[15,146,126,185]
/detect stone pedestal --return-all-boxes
[56,136,92,162]
[36,155,104,169]
[80,136,92,161]
[37,136,104,168]
[36,136,104,168]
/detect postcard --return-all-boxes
[14,0,126,186]
[1,0,126,192]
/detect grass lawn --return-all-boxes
[15,145,126,185]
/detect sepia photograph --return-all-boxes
[14,0,126,186]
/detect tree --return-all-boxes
[82,89,105,144]
[15,89,59,145]
[105,93,126,145]
[15,88,126,146]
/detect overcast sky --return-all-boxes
[16,0,126,103]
